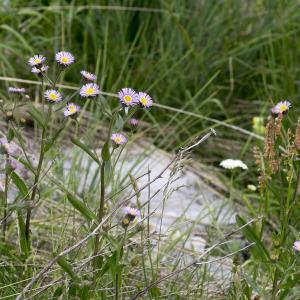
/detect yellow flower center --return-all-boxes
[49,93,58,101]
[61,57,69,64]
[86,87,95,95]
[124,95,132,103]
[68,105,76,114]
[129,209,136,215]
[114,137,122,143]
[297,245,300,251]
[34,58,41,64]
[279,104,287,112]
[140,97,148,105]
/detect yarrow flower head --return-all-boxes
[118,88,138,107]
[293,241,300,252]
[271,100,291,115]
[137,92,153,108]
[8,87,26,94]
[111,133,127,146]
[80,83,100,98]
[247,184,257,192]
[128,118,139,126]
[80,70,97,81]
[44,89,62,103]
[28,55,46,67]
[55,51,75,66]
[220,159,248,170]
[31,65,49,75]
[63,103,80,118]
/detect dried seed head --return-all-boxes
[294,118,300,151]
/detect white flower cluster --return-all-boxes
[220,159,248,170]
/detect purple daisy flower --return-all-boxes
[80,70,97,81]
[128,118,139,126]
[124,206,140,221]
[8,87,26,94]
[63,103,80,117]
[293,241,300,252]
[271,100,291,114]
[44,89,62,103]
[80,83,100,98]
[28,55,46,67]
[137,92,153,108]
[0,137,17,155]
[55,51,75,66]
[118,88,138,107]
[31,65,49,74]
[111,133,127,145]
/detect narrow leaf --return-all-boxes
[71,137,100,164]
[57,256,76,279]
[17,212,29,257]
[27,103,45,128]
[44,126,65,152]
[101,141,110,161]
[66,193,95,221]
[11,172,29,199]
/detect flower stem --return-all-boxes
[93,161,105,269]
[2,153,9,239]
[25,106,52,248]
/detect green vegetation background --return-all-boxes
[1,0,299,155]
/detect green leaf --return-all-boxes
[236,215,270,261]
[27,103,45,128]
[66,193,96,222]
[71,137,100,164]
[101,141,110,161]
[104,159,112,183]
[78,285,90,300]
[52,287,63,298]
[17,212,29,257]
[57,256,77,279]
[113,114,124,131]
[11,172,29,199]
[7,127,14,142]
